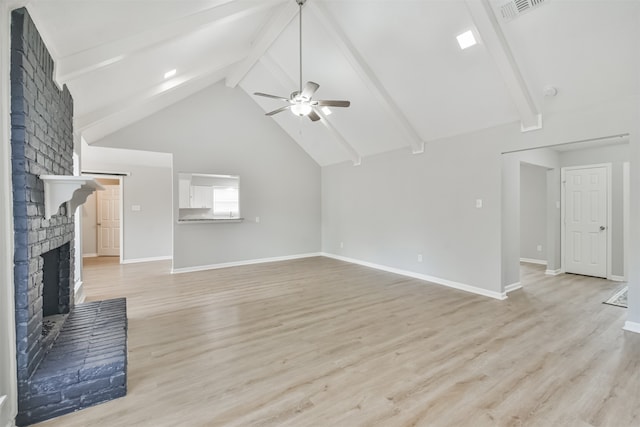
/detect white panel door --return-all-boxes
[97,185,120,257]
[564,167,607,278]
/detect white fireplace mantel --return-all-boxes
[39,175,104,219]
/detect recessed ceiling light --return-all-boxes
[321,106,332,115]
[164,69,177,79]
[456,30,477,50]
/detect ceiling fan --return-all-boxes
[254,0,350,122]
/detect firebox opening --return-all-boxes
[41,242,71,321]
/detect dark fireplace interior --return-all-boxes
[41,243,70,318]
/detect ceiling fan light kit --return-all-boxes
[254,0,350,121]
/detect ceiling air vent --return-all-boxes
[499,0,547,22]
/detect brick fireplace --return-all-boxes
[10,8,127,426]
[11,4,76,387]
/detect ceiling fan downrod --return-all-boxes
[297,0,306,96]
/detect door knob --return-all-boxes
[600,225,606,231]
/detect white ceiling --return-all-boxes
[24,0,640,166]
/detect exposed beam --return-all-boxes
[55,0,283,84]
[76,53,244,142]
[225,1,299,88]
[465,0,541,132]
[308,2,425,155]
[258,54,361,166]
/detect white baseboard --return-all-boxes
[623,321,640,334]
[82,253,98,258]
[505,282,522,293]
[171,253,322,274]
[545,269,562,276]
[520,258,547,266]
[74,280,85,304]
[122,255,173,265]
[321,253,506,300]
[610,275,626,282]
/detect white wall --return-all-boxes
[82,147,173,263]
[93,82,321,270]
[323,98,638,302]
[0,2,18,426]
[323,128,504,295]
[520,163,547,262]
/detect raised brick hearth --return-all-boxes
[10,8,128,426]
[18,299,127,425]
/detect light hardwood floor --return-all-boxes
[35,257,639,427]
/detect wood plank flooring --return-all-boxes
[35,257,639,427]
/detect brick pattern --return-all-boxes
[10,6,75,386]
[16,299,128,426]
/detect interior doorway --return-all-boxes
[82,177,123,261]
[503,134,630,294]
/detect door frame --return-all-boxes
[83,174,124,264]
[560,163,612,279]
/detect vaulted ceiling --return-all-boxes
[25,0,639,166]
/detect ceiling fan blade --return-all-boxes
[300,81,320,101]
[316,100,350,108]
[265,105,291,116]
[254,92,290,102]
[308,109,321,122]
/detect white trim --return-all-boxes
[0,3,19,427]
[0,394,15,427]
[74,280,85,304]
[610,275,626,283]
[82,253,98,258]
[122,255,173,265]
[520,114,543,133]
[519,258,547,266]
[561,163,612,279]
[171,253,322,274]
[505,282,522,293]
[623,162,629,282]
[321,253,507,300]
[623,321,640,334]
[545,269,562,276]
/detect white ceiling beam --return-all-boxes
[258,54,361,166]
[76,53,245,142]
[465,0,541,132]
[55,0,284,84]
[225,1,299,88]
[308,2,425,155]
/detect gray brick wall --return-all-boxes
[10,4,75,412]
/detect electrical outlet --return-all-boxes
[340,242,344,249]
[255,216,260,223]
[537,245,542,252]
[417,254,423,262]
[131,205,141,211]
[476,199,483,208]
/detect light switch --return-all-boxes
[255,216,260,223]
[131,205,141,211]
[476,199,483,208]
